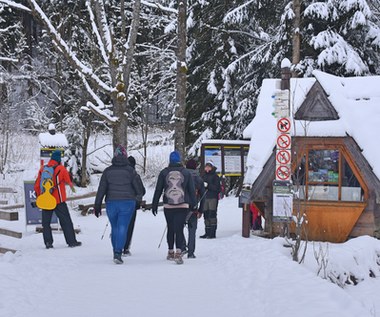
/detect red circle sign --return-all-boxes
[276,150,291,164]
[276,166,291,180]
[277,118,291,133]
[277,134,291,149]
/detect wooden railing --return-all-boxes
[0,187,21,254]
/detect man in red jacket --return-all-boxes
[34,150,81,249]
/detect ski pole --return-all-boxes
[101,221,109,240]
[158,225,167,249]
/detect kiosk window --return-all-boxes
[296,148,363,202]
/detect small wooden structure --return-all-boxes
[243,69,380,242]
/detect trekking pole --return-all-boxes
[158,225,167,249]
[101,221,109,240]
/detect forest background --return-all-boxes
[1,0,380,186]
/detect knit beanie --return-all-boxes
[51,150,62,163]
[205,161,215,167]
[169,151,181,164]
[186,159,197,170]
[128,155,136,168]
[114,144,128,158]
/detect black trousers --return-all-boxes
[42,202,78,246]
[164,208,188,250]
[124,209,137,251]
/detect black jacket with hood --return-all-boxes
[94,156,145,209]
[152,163,197,212]
[202,166,221,200]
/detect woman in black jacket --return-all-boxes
[94,145,145,264]
[200,161,221,239]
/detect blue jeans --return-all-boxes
[106,200,136,254]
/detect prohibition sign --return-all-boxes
[277,134,291,149]
[277,118,291,133]
[276,150,291,164]
[276,165,291,180]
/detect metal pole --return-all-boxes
[101,221,109,240]
[158,226,167,249]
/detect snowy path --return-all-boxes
[1,197,379,317]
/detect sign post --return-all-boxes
[272,61,293,222]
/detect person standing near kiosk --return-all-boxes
[200,161,221,239]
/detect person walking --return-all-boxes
[34,150,81,249]
[183,159,205,258]
[200,161,221,239]
[94,145,145,264]
[122,155,146,256]
[152,151,197,264]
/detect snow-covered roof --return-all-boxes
[38,132,68,147]
[243,70,380,185]
[202,139,251,145]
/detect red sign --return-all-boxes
[276,150,291,165]
[276,165,291,180]
[277,134,291,149]
[277,118,291,133]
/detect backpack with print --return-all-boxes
[40,165,57,194]
[164,169,186,205]
[36,164,58,210]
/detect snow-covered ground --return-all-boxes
[1,132,380,317]
[1,195,380,317]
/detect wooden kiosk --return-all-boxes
[243,66,380,242]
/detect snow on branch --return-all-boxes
[141,0,177,14]
[93,0,113,55]
[86,0,109,65]
[0,56,18,62]
[26,0,113,93]
[0,0,31,12]
[223,0,257,24]
[78,72,118,124]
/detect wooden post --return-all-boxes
[242,203,251,238]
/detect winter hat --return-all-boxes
[51,150,62,163]
[128,155,136,168]
[114,145,128,158]
[169,151,181,164]
[186,159,197,170]
[205,161,215,167]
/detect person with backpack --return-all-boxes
[182,159,205,259]
[122,155,146,256]
[94,145,145,264]
[152,151,197,264]
[34,150,81,249]
[200,161,221,239]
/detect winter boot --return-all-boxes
[113,252,123,264]
[174,250,184,265]
[208,225,217,239]
[167,250,175,261]
[122,249,131,257]
[200,227,210,239]
[187,253,196,259]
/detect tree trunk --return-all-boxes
[80,115,92,187]
[292,0,301,77]
[174,1,187,157]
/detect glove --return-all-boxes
[71,186,76,193]
[94,207,102,218]
[31,201,37,208]
[152,209,157,216]
[204,182,208,188]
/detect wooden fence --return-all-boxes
[0,187,21,253]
